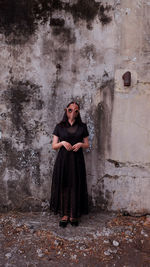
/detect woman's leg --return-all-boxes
[61,186,70,220]
[70,188,78,224]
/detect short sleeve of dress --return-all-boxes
[83,124,89,138]
[53,124,60,137]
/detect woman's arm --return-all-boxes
[52,135,63,150]
[72,137,89,152]
[81,137,89,149]
[52,135,73,151]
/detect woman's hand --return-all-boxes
[72,142,82,152]
[52,136,72,151]
[72,138,89,152]
[62,141,73,151]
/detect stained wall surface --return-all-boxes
[0,0,149,214]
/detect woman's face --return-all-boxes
[66,103,79,121]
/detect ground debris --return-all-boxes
[113,240,119,247]
[0,211,150,266]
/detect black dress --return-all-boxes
[50,120,89,218]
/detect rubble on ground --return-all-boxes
[0,211,150,266]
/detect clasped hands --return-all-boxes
[61,141,82,152]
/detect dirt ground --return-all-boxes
[0,210,150,267]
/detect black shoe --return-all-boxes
[70,220,79,227]
[59,220,68,228]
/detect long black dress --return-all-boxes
[50,120,89,218]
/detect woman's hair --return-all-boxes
[59,101,83,126]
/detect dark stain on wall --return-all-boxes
[7,84,30,131]
[0,0,112,44]
[0,137,41,210]
[94,79,114,157]
[69,0,99,23]
[54,48,68,62]
[52,26,76,44]
[4,80,44,144]
[1,79,46,206]
[80,44,96,61]
[0,139,41,185]
[95,101,109,156]
[91,182,112,211]
[99,3,112,25]
[71,64,77,74]
[50,18,65,27]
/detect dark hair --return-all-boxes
[59,101,83,126]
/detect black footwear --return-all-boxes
[70,219,79,227]
[59,220,68,227]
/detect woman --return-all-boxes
[50,101,89,227]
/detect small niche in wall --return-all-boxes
[122,71,131,87]
[115,69,137,93]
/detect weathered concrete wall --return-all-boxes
[0,0,149,214]
[92,0,150,215]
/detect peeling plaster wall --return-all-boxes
[0,0,149,214]
[96,0,150,215]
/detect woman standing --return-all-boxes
[50,102,89,227]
